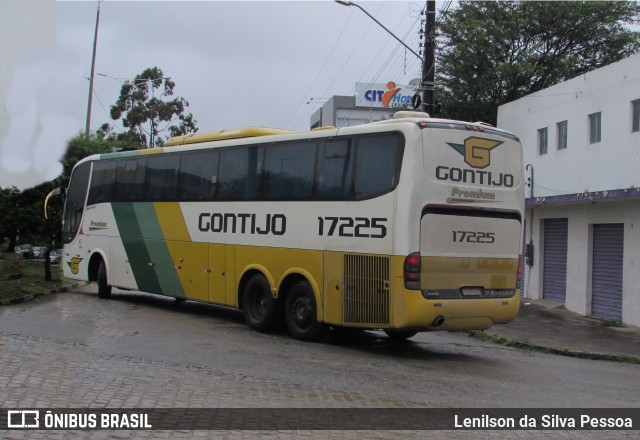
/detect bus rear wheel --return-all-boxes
[285,281,327,342]
[97,260,112,299]
[242,274,276,332]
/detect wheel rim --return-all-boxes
[291,296,312,331]
[248,288,267,321]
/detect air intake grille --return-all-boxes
[343,254,390,326]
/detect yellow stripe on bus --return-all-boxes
[154,202,191,241]
[153,203,208,301]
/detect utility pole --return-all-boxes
[420,0,436,115]
[85,0,101,138]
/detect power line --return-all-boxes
[281,8,357,128]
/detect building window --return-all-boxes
[557,121,568,150]
[589,112,601,143]
[633,100,640,133]
[538,127,548,155]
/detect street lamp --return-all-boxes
[334,1,423,63]
[334,0,435,114]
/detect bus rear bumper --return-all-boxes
[393,289,521,332]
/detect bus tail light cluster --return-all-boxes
[404,252,421,290]
[517,254,524,284]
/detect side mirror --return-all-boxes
[44,187,64,219]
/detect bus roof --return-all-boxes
[165,126,298,146]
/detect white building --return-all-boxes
[498,52,640,326]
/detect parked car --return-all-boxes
[49,249,62,264]
[14,244,34,259]
[31,247,48,259]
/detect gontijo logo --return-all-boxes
[436,136,515,188]
[446,137,503,169]
[364,82,413,108]
[67,257,83,275]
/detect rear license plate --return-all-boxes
[461,287,483,297]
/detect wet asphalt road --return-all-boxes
[1,285,638,439]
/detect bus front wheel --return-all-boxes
[97,260,112,299]
[242,274,276,332]
[285,281,327,342]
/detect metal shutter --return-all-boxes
[542,218,568,303]
[591,223,624,320]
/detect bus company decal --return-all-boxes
[180,201,395,255]
[198,212,286,236]
[436,136,516,189]
[67,257,83,275]
[446,137,503,169]
[447,186,500,205]
[89,220,109,231]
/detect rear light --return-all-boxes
[517,254,524,283]
[404,252,421,290]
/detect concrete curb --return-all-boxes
[0,283,83,306]
[470,331,640,365]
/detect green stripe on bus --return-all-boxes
[111,202,185,298]
[132,203,185,299]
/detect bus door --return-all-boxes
[174,241,209,303]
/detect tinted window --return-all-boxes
[147,154,180,201]
[264,141,316,199]
[354,134,402,200]
[316,140,353,199]
[62,162,91,244]
[218,147,260,200]
[179,150,219,201]
[88,159,116,205]
[115,157,146,201]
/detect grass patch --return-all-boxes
[601,319,625,328]
[0,251,72,303]
[468,330,640,365]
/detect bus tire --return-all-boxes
[285,281,327,342]
[384,329,417,340]
[97,260,112,299]
[242,274,276,332]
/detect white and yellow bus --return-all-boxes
[51,111,524,341]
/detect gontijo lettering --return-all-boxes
[199,212,286,235]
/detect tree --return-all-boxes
[0,187,21,251]
[100,67,198,148]
[436,1,640,125]
[0,132,123,281]
[60,132,122,186]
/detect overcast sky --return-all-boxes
[67,0,427,130]
[1,0,430,189]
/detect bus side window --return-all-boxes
[218,147,261,200]
[88,160,116,205]
[115,157,146,202]
[264,141,316,200]
[354,134,401,200]
[179,150,219,201]
[62,161,91,244]
[147,154,179,201]
[316,139,353,200]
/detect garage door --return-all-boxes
[591,223,624,320]
[542,218,568,303]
